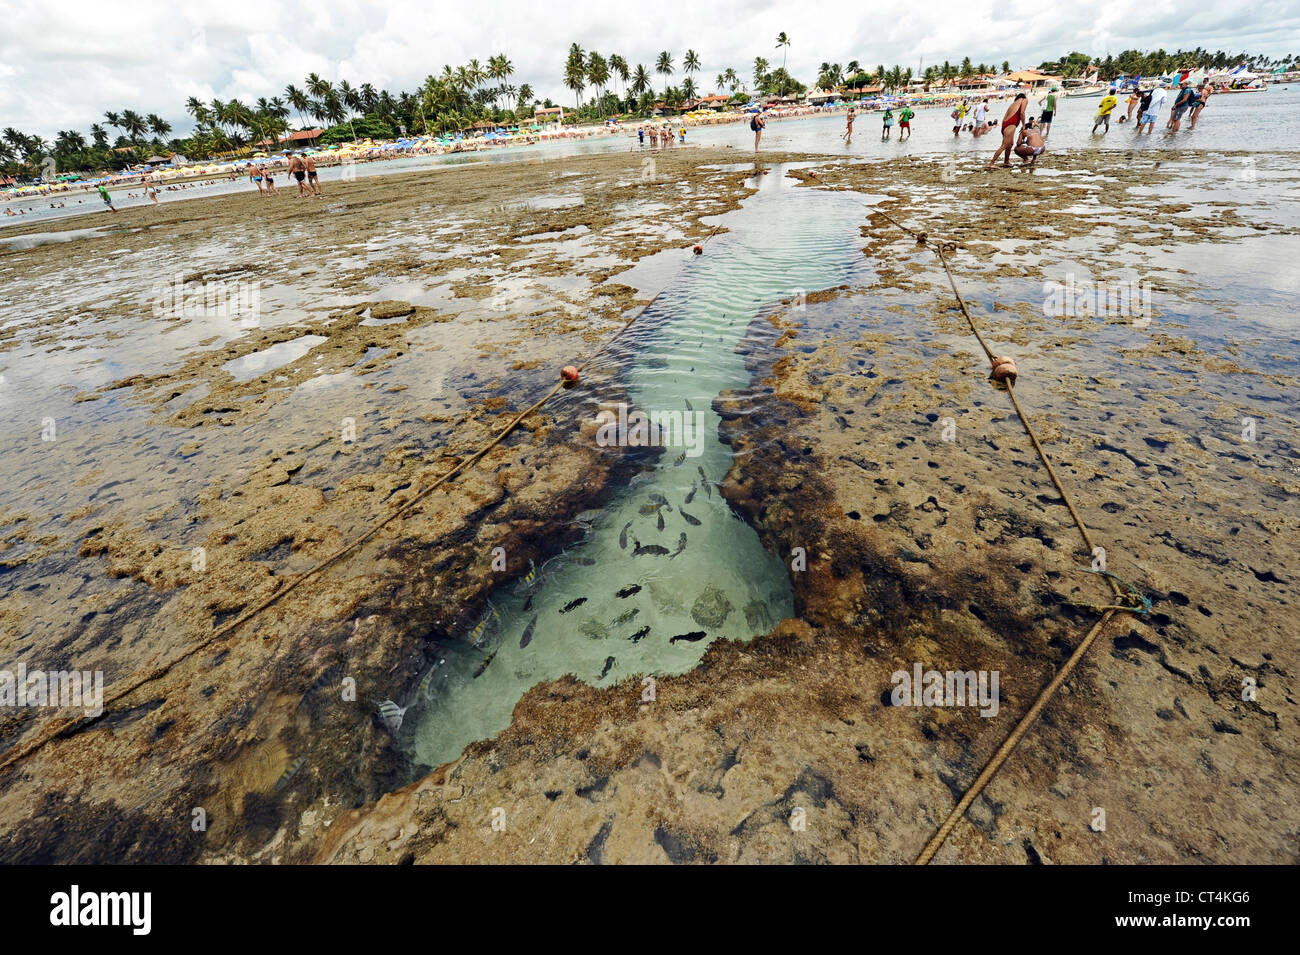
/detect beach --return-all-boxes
[1,117,1297,863]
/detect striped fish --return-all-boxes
[377,700,408,734]
[273,756,307,793]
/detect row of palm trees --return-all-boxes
[562,32,809,117]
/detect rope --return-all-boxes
[872,208,1142,863]
[0,223,734,774]
[915,609,1116,864]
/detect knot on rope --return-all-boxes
[990,355,1018,384]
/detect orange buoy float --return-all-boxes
[561,365,580,383]
[692,244,703,255]
[990,356,1018,384]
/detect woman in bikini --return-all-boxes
[987,94,1028,169]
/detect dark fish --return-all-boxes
[685,483,697,504]
[669,631,708,644]
[619,520,632,549]
[673,451,687,466]
[559,597,588,614]
[647,492,669,506]
[523,592,534,611]
[684,398,693,411]
[612,607,639,626]
[473,650,497,678]
[679,508,701,526]
[638,502,661,515]
[657,510,665,532]
[569,555,597,565]
[520,614,539,648]
[629,625,650,642]
[273,756,307,793]
[599,656,616,679]
[698,467,712,497]
[670,532,687,558]
[633,542,670,557]
[616,584,642,598]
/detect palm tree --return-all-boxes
[682,76,697,100]
[147,114,171,141]
[724,67,739,93]
[517,83,534,114]
[103,111,123,139]
[656,51,674,96]
[284,84,311,130]
[775,32,791,69]
[1002,60,1011,73]
[960,56,974,78]
[609,54,629,101]
[631,64,651,97]
[90,123,109,148]
[120,110,147,144]
[565,43,587,110]
[588,51,610,114]
[684,49,701,80]
[754,57,769,92]
[847,59,861,78]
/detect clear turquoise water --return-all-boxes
[405,165,872,768]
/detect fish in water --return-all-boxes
[648,492,669,506]
[657,510,665,532]
[669,631,708,644]
[377,700,408,733]
[698,467,712,498]
[612,607,640,626]
[273,756,307,793]
[629,625,650,642]
[469,606,500,648]
[568,555,597,566]
[520,614,539,648]
[684,398,694,411]
[679,508,701,526]
[685,483,697,505]
[523,592,534,611]
[638,502,662,516]
[616,584,642,599]
[633,541,670,557]
[473,650,497,679]
[619,520,633,550]
[560,597,588,614]
[670,532,687,558]
[599,656,616,679]
[416,660,446,701]
[515,558,538,594]
[673,451,687,466]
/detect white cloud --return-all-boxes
[1,0,1295,138]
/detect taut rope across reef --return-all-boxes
[872,208,1150,865]
[0,216,738,775]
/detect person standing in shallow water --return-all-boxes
[987,93,1028,168]
[751,110,766,152]
[881,106,894,140]
[843,107,855,142]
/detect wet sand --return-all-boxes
[1,144,1297,863]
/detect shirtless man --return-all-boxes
[1189,82,1212,129]
[249,163,266,194]
[305,154,321,196]
[1014,119,1046,166]
[987,93,1028,169]
[288,152,310,196]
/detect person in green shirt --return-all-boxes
[97,184,116,213]
[898,106,915,139]
[1093,89,1119,134]
[1037,86,1058,137]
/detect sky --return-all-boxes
[2,0,1298,140]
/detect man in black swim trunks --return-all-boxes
[305,154,321,196]
[288,152,309,197]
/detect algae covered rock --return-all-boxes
[691,584,734,629]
